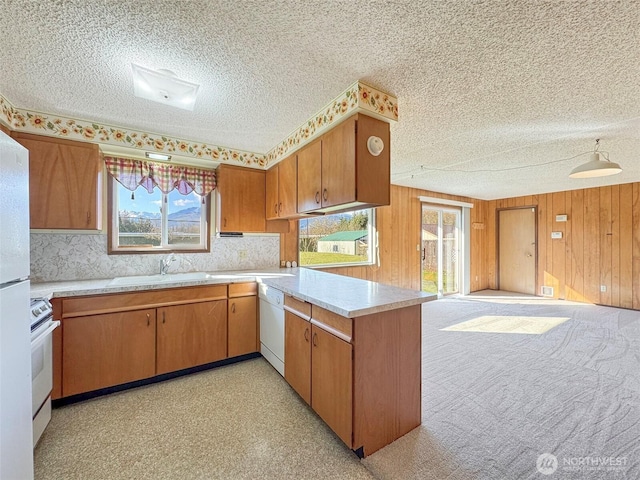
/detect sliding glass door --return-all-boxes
[421,205,460,296]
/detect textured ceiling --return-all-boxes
[1,0,638,200]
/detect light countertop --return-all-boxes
[31,267,436,317]
[260,268,435,317]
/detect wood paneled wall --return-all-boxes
[482,182,640,309]
[281,185,486,291]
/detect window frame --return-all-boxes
[107,176,211,254]
[298,208,377,269]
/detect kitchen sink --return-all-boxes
[108,272,214,286]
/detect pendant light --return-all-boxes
[569,139,622,178]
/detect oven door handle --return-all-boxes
[31,321,60,350]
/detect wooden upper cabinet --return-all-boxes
[11,132,102,229]
[321,116,357,208]
[278,154,298,217]
[216,164,267,233]
[296,113,390,215]
[297,140,322,213]
[156,300,228,374]
[265,165,280,220]
[266,154,298,220]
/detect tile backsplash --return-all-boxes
[30,233,280,282]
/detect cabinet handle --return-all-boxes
[312,332,318,347]
[231,302,236,313]
[278,202,282,213]
[86,211,90,224]
[274,203,278,215]
[162,311,166,324]
[304,327,309,342]
[315,191,320,204]
[223,218,227,227]
[322,188,328,201]
[146,313,150,326]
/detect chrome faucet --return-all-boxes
[160,253,176,275]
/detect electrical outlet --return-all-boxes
[238,250,247,259]
[600,285,607,292]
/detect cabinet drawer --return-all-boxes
[284,295,311,318]
[228,282,257,298]
[61,284,227,318]
[311,305,352,341]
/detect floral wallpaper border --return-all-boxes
[0,81,397,168]
[265,81,398,164]
[0,94,266,167]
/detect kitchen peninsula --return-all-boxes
[33,268,434,457]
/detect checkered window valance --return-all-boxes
[104,156,216,196]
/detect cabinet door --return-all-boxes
[265,165,279,220]
[311,325,353,447]
[228,296,257,357]
[284,311,311,404]
[62,309,156,396]
[278,154,297,217]
[321,116,356,208]
[217,164,266,232]
[13,133,102,229]
[296,140,322,213]
[156,300,227,374]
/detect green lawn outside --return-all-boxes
[300,252,367,265]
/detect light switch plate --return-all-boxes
[551,231,563,239]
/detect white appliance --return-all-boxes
[258,283,285,376]
[30,298,58,446]
[0,131,34,479]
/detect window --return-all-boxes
[109,178,210,253]
[299,208,376,267]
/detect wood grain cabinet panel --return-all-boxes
[311,325,353,447]
[62,309,156,397]
[267,154,298,219]
[321,116,357,208]
[265,165,280,220]
[284,310,312,404]
[228,296,257,357]
[297,113,390,214]
[216,164,267,233]
[297,140,322,213]
[156,301,227,374]
[11,132,102,229]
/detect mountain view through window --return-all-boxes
[115,182,204,248]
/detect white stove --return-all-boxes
[29,297,59,447]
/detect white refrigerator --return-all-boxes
[0,130,34,479]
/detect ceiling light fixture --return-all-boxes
[146,152,171,161]
[131,63,200,111]
[569,139,622,179]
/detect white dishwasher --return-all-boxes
[258,284,284,376]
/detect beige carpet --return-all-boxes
[34,359,374,480]
[441,315,570,334]
[363,292,640,480]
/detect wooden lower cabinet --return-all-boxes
[62,309,156,396]
[282,303,422,457]
[228,296,257,357]
[284,310,311,404]
[311,325,353,447]
[156,301,227,374]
